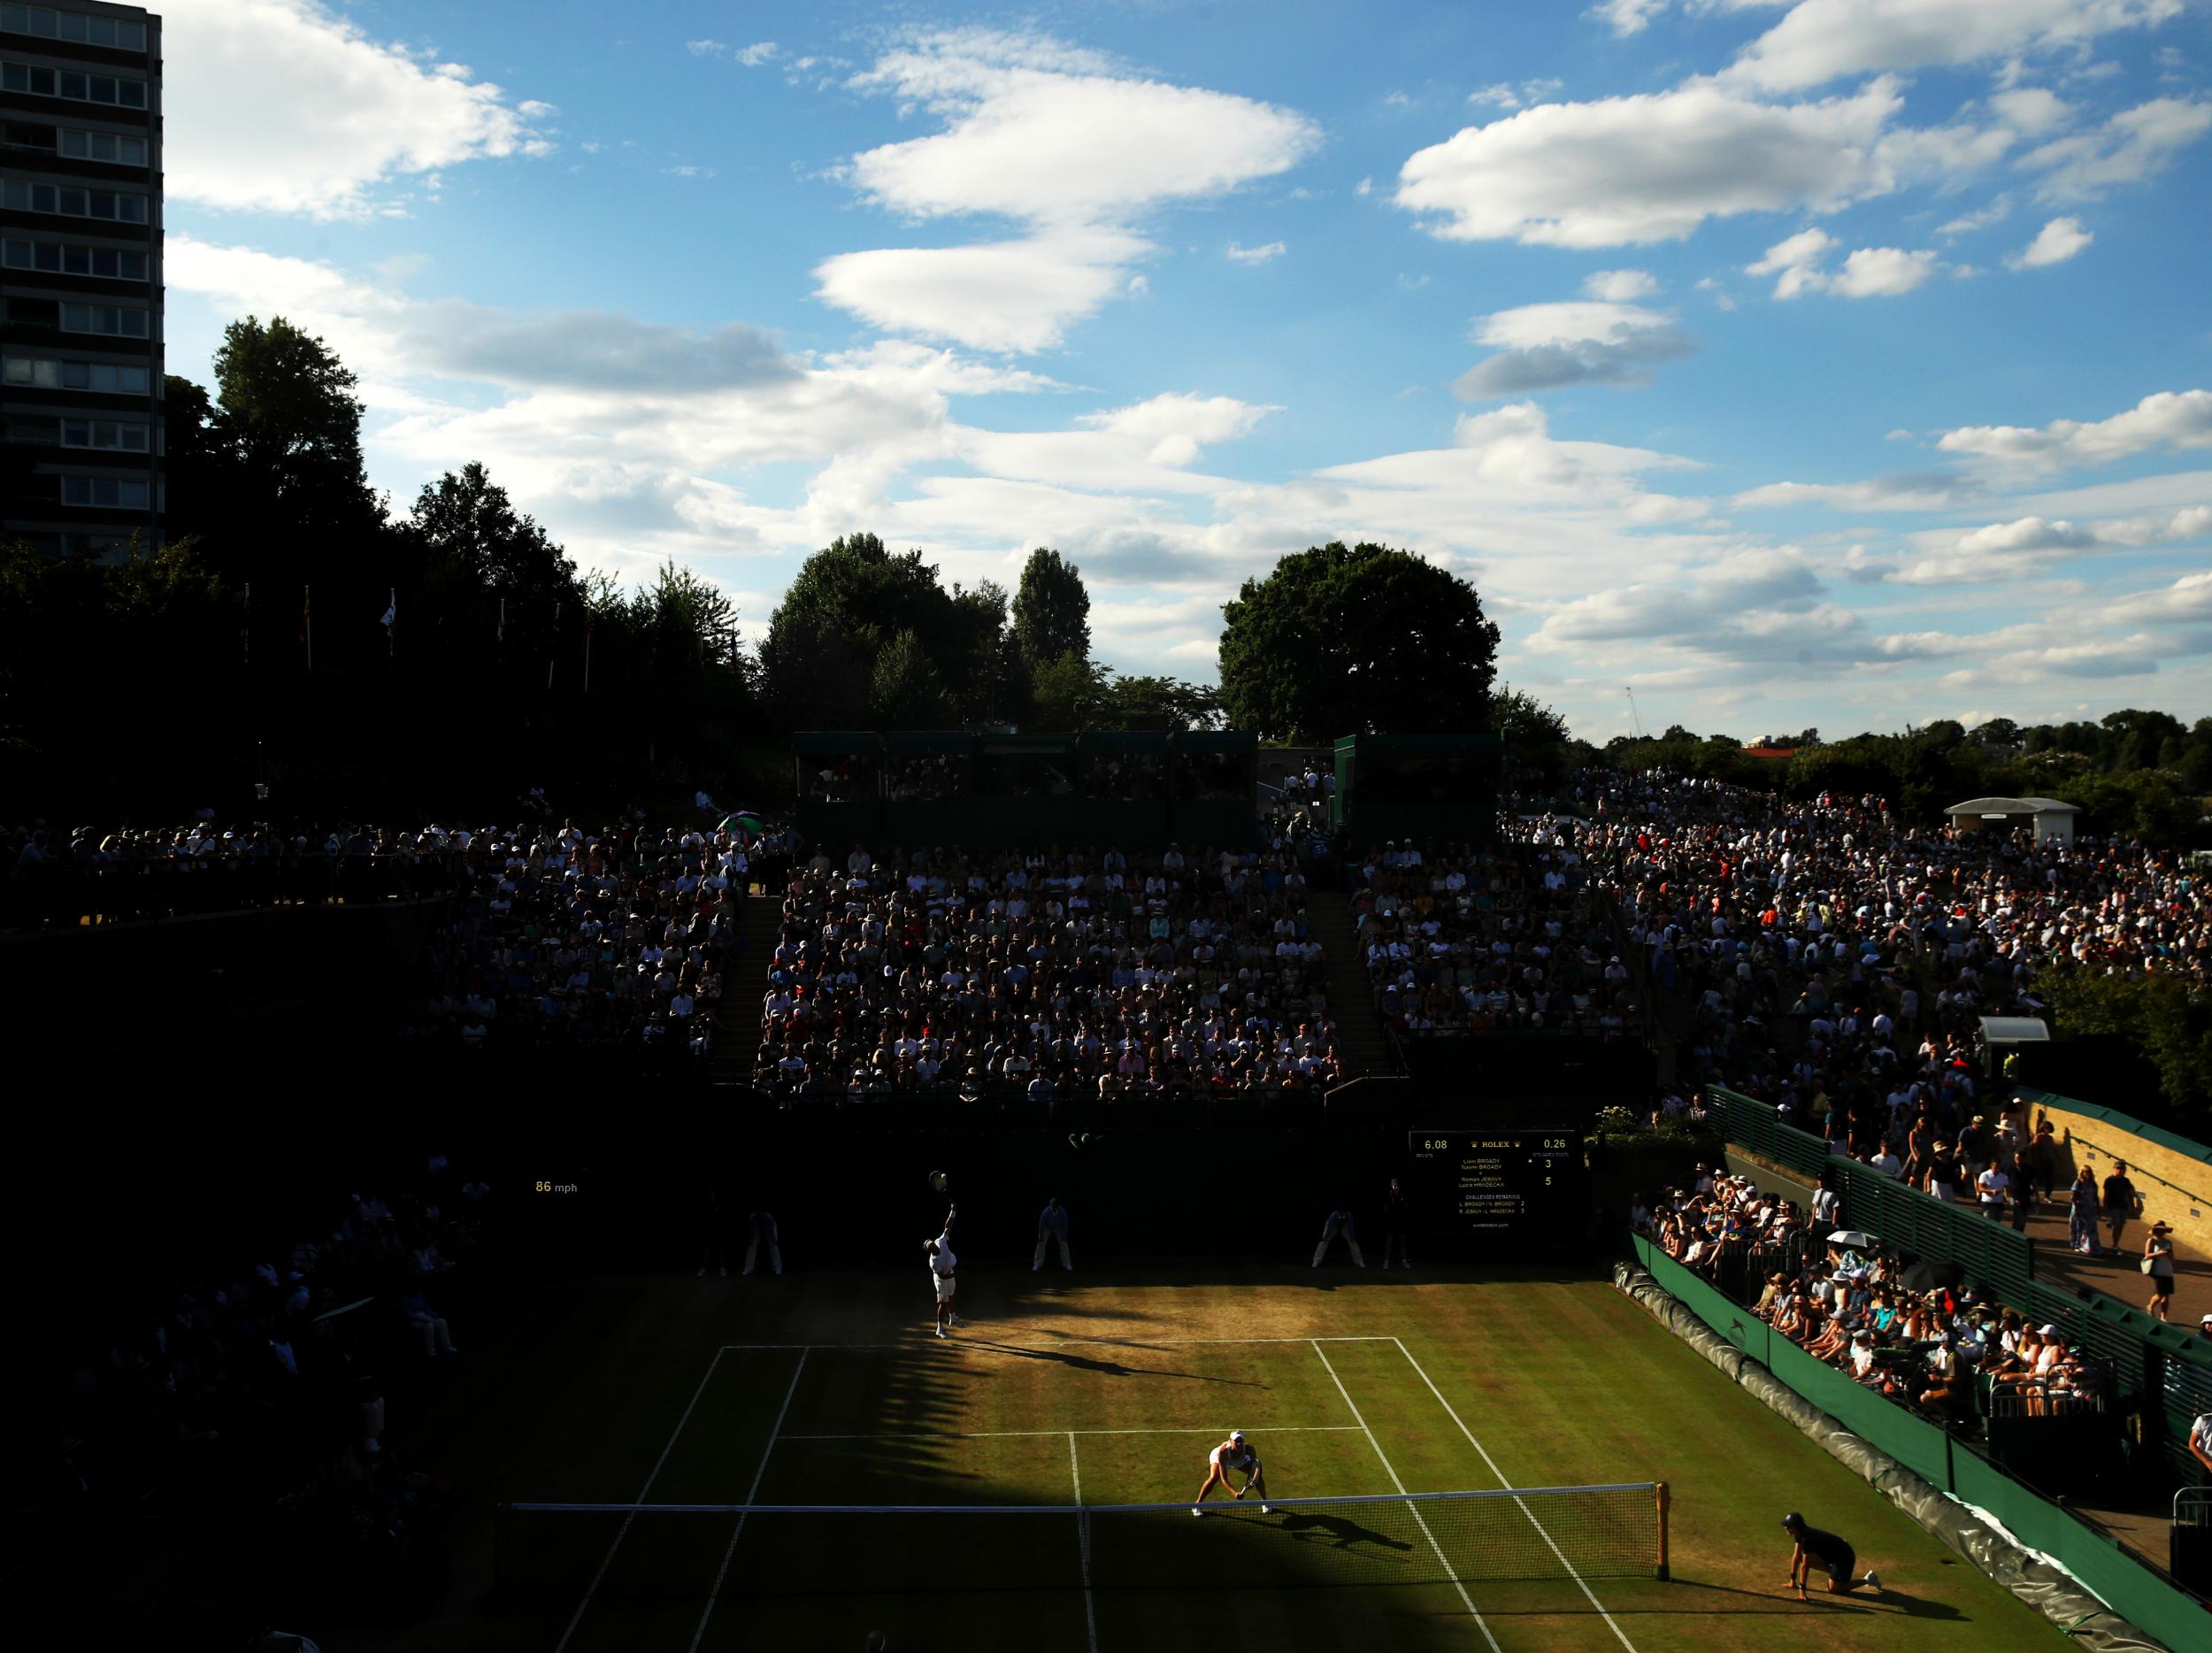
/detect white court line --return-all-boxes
[1311,1342,1502,1653]
[1391,1337,1639,1653]
[785,1426,1366,1442]
[687,1349,809,1653]
[720,1335,1397,1350]
[1069,1433,1099,1653]
[553,1348,727,1653]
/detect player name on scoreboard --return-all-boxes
[1409,1129,1580,1232]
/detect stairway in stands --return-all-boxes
[710,892,781,1086]
[1308,901,1393,1079]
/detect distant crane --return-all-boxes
[1624,686,1647,740]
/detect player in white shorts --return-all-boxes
[1193,1430,1271,1515]
[925,1203,964,1338]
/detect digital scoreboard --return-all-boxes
[1409,1128,1584,1235]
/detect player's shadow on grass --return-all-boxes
[1664,1578,1963,1621]
[963,1338,1263,1386]
[1278,1510,1416,1557]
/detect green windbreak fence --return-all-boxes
[1634,1239,2208,1651]
[1702,1087,2212,1449]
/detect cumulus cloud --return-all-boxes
[1935,194,2014,236]
[2019,96,2212,198]
[1886,504,2209,583]
[816,28,1319,349]
[1394,80,1905,247]
[1937,388,2212,473]
[814,228,1148,354]
[1582,268,1660,301]
[1747,229,1938,296]
[1225,241,1288,264]
[1723,0,2186,94]
[2007,215,2094,267]
[1589,0,1670,35]
[162,0,552,219]
[1454,301,1695,396]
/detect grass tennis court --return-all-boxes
[468,1266,2067,1653]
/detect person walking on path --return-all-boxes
[2144,1221,2177,1321]
[2067,1167,2101,1255]
[2103,1162,2139,1256]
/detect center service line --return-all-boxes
[1391,1337,1639,1653]
[687,1348,810,1653]
[1311,1341,1502,1653]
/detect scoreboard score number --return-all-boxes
[1408,1128,1584,1235]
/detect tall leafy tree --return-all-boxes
[408,462,578,603]
[211,316,383,542]
[1010,548,1091,670]
[1217,542,1501,742]
[870,630,954,727]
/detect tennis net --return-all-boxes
[495,1481,1667,1600]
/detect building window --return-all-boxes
[0,7,148,52]
[2,354,150,394]
[60,301,148,337]
[0,179,150,222]
[0,60,149,108]
[1,237,149,281]
[61,474,150,510]
[58,126,147,165]
[60,416,148,451]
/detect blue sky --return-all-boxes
[158,0,2212,740]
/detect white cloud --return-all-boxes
[161,0,554,219]
[2020,96,2212,198]
[1582,268,1659,301]
[1724,0,2185,94]
[1888,515,2099,582]
[1989,87,2076,138]
[1935,194,2014,235]
[738,42,780,67]
[1394,80,1905,247]
[818,29,1319,350]
[1937,388,2212,473]
[814,229,1148,354]
[1225,241,1288,264]
[686,39,727,58]
[2007,215,2094,267]
[843,31,1317,223]
[1455,301,1694,396]
[1747,229,1937,296]
[1590,0,1670,36]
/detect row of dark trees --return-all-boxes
[1602,714,2212,842]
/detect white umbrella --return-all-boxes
[1828,1230,1877,1249]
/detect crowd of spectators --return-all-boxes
[4,818,471,924]
[754,841,1340,1102]
[42,1159,495,1616]
[1641,1165,2110,1425]
[1348,825,1639,1038]
[397,819,797,1065]
[1535,768,2205,1151]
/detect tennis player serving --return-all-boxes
[1193,1430,1270,1516]
[925,1203,963,1340]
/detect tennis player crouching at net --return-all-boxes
[1194,1430,1271,1516]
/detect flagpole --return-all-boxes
[583,617,592,695]
[303,583,312,673]
[547,601,560,692]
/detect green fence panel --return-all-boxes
[1951,1446,2208,1652]
[1632,1235,1771,1366]
[1769,1333,1956,1489]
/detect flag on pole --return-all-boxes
[497,596,506,656]
[381,589,396,658]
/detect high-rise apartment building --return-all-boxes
[1,0,161,556]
